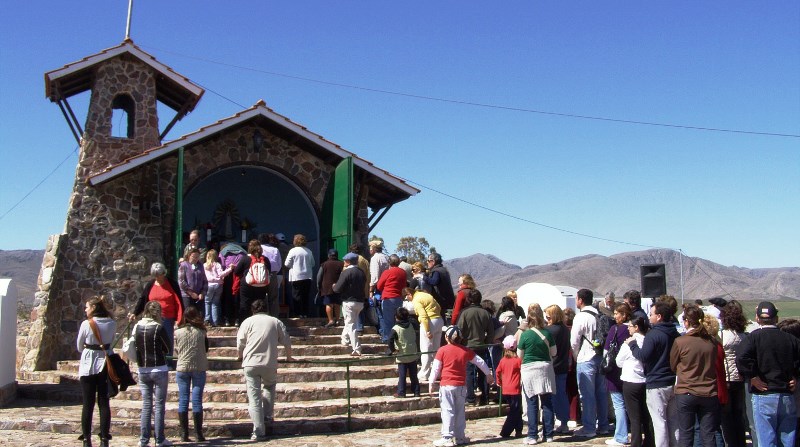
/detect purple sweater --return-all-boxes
[604,323,629,393]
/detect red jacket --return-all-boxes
[376,267,407,299]
[451,286,472,325]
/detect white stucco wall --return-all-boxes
[0,279,18,387]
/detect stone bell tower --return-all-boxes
[21,40,203,371]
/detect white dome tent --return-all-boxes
[516,282,579,317]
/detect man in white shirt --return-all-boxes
[569,288,610,438]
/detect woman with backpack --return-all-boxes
[604,303,632,446]
[234,240,270,324]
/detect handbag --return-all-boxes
[601,325,620,375]
[88,319,137,394]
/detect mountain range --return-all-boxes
[2,248,799,307]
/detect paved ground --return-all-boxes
[1,417,612,447]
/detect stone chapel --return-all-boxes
[21,40,417,371]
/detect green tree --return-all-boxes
[395,236,434,264]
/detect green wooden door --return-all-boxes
[322,157,353,257]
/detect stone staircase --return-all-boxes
[13,318,500,438]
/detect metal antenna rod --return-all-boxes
[125,0,134,40]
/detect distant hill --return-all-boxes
[443,249,800,304]
[0,249,43,306]
[2,248,798,308]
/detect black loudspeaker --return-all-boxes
[640,264,667,298]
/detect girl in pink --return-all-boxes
[497,335,523,438]
[430,325,494,447]
[203,249,233,327]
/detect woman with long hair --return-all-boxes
[76,296,116,447]
[498,296,521,338]
[132,301,172,447]
[605,303,633,446]
[669,304,719,447]
[174,306,209,442]
[617,316,654,447]
[450,273,476,325]
[203,249,233,327]
[518,303,557,444]
[719,303,749,447]
[544,304,571,434]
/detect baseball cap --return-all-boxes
[275,233,286,241]
[342,252,359,262]
[327,248,339,257]
[756,301,778,319]
[502,335,517,350]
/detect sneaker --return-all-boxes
[350,351,361,357]
[250,432,268,441]
[523,437,539,445]
[455,436,470,444]
[433,437,457,447]
[155,440,172,447]
[597,427,613,436]
[574,428,596,438]
[555,424,571,434]
[605,440,628,446]
[545,438,554,443]
[393,392,406,398]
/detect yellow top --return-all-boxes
[412,291,442,333]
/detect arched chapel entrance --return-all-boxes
[183,165,319,254]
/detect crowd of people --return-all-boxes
[74,236,800,447]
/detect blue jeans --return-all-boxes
[526,392,554,440]
[610,391,629,443]
[138,370,169,445]
[466,350,489,403]
[553,372,570,426]
[751,393,796,447]
[576,356,610,433]
[176,371,206,413]
[381,297,403,343]
[500,394,523,437]
[204,283,222,325]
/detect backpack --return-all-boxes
[592,304,614,347]
[580,307,608,356]
[245,255,269,287]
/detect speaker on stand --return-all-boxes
[640,264,667,298]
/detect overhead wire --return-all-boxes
[145,45,800,139]
[0,144,78,222]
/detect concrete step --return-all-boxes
[18,375,436,404]
[21,362,402,387]
[1,398,503,437]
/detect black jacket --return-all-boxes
[629,321,680,389]
[736,326,800,394]
[133,319,170,368]
[333,266,367,303]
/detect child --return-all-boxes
[496,335,523,438]
[430,325,495,447]
[389,307,421,397]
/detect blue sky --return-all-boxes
[1,1,798,269]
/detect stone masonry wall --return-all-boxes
[182,123,332,213]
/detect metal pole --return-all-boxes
[125,0,134,40]
[679,249,684,305]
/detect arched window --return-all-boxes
[111,94,135,138]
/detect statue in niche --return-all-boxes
[212,200,240,240]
